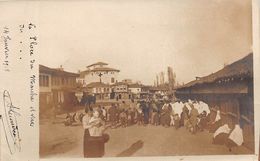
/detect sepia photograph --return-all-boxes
[38,0,255,159]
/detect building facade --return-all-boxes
[39,65,79,115]
[128,83,143,99]
[85,82,111,101]
[77,62,120,86]
[112,82,131,100]
[175,53,254,151]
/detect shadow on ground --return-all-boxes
[116,140,144,157]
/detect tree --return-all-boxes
[167,66,176,90]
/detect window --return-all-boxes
[62,78,65,85]
[39,75,43,86]
[51,77,54,86]
[46,76,49,87]
[40,75,49,87]
[111,77,115,83]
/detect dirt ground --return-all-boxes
[40,113,253,158]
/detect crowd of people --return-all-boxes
[64,98,244,155]
[101,99,212,135]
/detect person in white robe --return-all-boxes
[199,101,210,116]
[226,124,244,151]
[209,110,222,133]
[212,124,231,145]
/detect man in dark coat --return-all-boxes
[108,104,117,128]
[142,101,150,125]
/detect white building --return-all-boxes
[77,62,120,87]
[128,83,143,99]
[128,83,142,94]
[111,82,131,100]
[85,82,111,100]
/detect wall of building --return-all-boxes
[93,87,111,94]
[129,87,141,94]
[39,73,52,93]
[114,84,128,93]
[51,75,77,89]
[84,72,119,85]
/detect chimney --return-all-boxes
[59,65,64,71]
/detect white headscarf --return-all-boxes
[213,124,231,138]
[199,101,210,115]
[162,103,168,110]
[176,102,183,117]
[214,110,221,122]
[184,102,192,115]
[228,124,243,146]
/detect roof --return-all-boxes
[112,82,128,86]
[78,70,91,78]
[176,53,253,89]
[79,67,120,78]
[86,62,108,68]
[128,83,143,88]
[91,67,120,72]
[149,86,169,91]
[39,65,79,77]
[85,82,110,88]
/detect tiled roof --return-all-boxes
[91,67,120,72]
[39,65,79,77]
[85,82,110,88]
[86,62,108,68]
[176,53,253,89]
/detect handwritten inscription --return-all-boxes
[29,75,37,127]
[0,23,38,156]
[0,90,21,154]
[1,27,11,72]
[30,75,37,102]
[28,23,37,127]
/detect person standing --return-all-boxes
[180,105,189,128]
[189,104,199,134]
[142,101,150,125]
[136,102,143,126]
[198,111,209,131]
[86,109,109,157]
[108,104,117,128]
[82,107,93,158]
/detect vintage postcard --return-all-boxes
[0,0,259,161]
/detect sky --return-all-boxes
[39,0,252,85]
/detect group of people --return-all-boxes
[82,99,212,134]
[64,98,244,156]
[211,110,244,152]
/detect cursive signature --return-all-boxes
[0,90,21,154]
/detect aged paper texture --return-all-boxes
[0,0,259,161]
